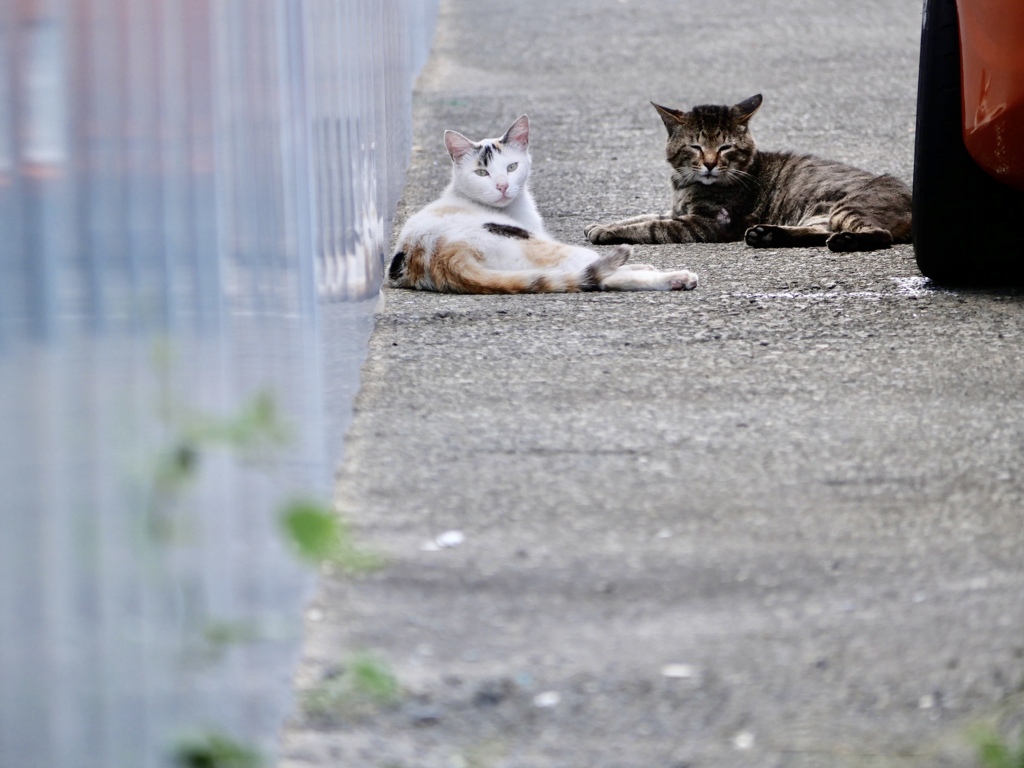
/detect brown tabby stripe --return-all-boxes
[830,208,871,232]
[637,216,717,243]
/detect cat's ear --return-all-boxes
[732,94,763,124]
[444,130,476,162]
[652,102,687,134]
[501,115,530,149]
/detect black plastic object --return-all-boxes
[912,0,1024,285]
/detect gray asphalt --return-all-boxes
[280,1,1024,766]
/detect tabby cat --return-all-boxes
[584,94,912,252]
[389,115,698,293]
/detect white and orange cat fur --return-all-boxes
[388,115,698,293]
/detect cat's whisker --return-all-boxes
[725,168,760,191]
[676,167,707,188]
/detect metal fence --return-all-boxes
[0,1,436,766]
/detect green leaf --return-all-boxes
[300,653,401,724]
[972,725,1024,768]
[348,654,400,704]
[203,619,262,648]
[281,500,340,563]
[187,391,290,454]
[279,499,381,571]
[172,731,263,768]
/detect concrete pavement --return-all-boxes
[280,0,1024,766]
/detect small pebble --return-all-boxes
[533,691,561,708]
[435,530,465,548]
[660,664,696,679]
[733,731,755,750]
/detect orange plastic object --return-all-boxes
[957,0,1024,190]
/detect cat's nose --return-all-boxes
[496,182,508,193]
[703,161,717,172]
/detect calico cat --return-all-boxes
[388,115,698,293]
[584,94,912,252]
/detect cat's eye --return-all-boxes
[474,168,489,176]
[689,144,702,151]
[507,162,518,172]
[719,144,734,152]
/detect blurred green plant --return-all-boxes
[172,731,263,768]
[195,619,266,664]
[348,653,401,703]
[147,344,379,570]
[301,653,401,724]
[974,726,1024,768]
[187,390,291,457]
[147,344,391,750]
[153,390,289,493]
[146,386,381,573]
[463,740,508,768]
[145,388,289,544]
[279,499,381,572]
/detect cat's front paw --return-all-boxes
[744,225,776,248]
[585,224,620,245]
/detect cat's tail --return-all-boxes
[585,245,633,288]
